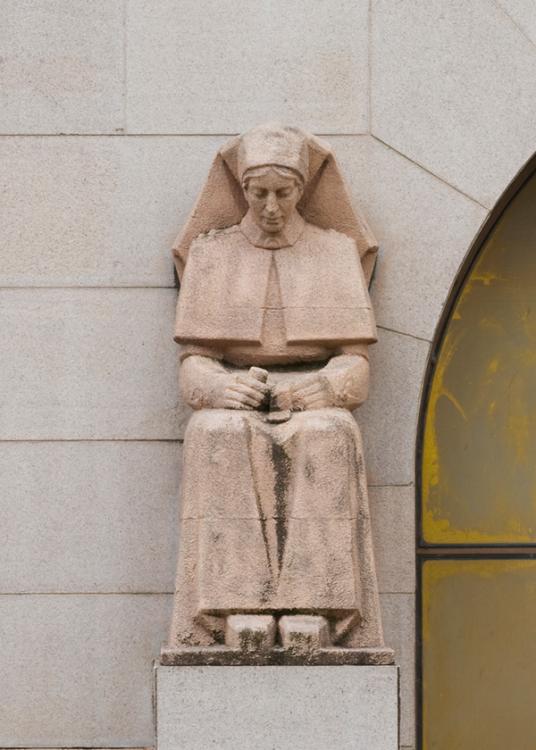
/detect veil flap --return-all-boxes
[172,131,378,285]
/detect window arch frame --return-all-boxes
[415,152,536,750]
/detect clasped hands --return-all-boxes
[215,367,334,412]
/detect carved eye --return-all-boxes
[253,189,267,199]
[276,189,292,198]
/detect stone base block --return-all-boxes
[155,665,399,750]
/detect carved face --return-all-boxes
[243,168,303,235]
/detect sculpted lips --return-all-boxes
[262,216,284,232]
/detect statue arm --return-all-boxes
[320,350,369,410]
[179,351,228,410]
[272,345,370,412]
[180,350,269,410]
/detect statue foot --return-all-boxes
[278,615,330,653]
[225,614,276,652]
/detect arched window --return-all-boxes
[418,157,536,750]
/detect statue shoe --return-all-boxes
[278,615,330,653]
[225,614,276,652]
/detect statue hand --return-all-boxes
[273,374,334,411]
[291,374,334,410]
[216,373,270,410]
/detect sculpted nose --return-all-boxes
[265,193,278,214]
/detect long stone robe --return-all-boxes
[168,214,384,649]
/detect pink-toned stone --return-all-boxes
[278,615,330,653]
[225,615,276,652]
[172,123,378,284]
[165,124,390,665]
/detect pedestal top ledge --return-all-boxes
[160,644,394,666]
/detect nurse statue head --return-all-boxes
[172,123,378,283]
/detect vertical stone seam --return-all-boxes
[397,664,402,750]
[367,0,373,134]
[122,0,128,134]
[152,658,158,743]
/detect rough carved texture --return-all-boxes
[166,124,392,665]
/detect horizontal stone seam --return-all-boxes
[369,133,491,211]
[376,324,431,344]
[0,591,173,596]
[369,482,413,488]
[181,515,362,520]
[0,132,370,138]
[0,287,429,341]
[0,286,176,290]
[0,438,184,443]
[0,590,414,596]
[381,592,415,599]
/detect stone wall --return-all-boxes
[1,1,535,747]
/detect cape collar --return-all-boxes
[239,210,306,249]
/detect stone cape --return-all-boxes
[173,221,377,346]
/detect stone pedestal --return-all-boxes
[155,665,399,750]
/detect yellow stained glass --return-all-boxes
[422,172,536,544]
[422,558,536,750]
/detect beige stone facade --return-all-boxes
[1,1,536,748]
